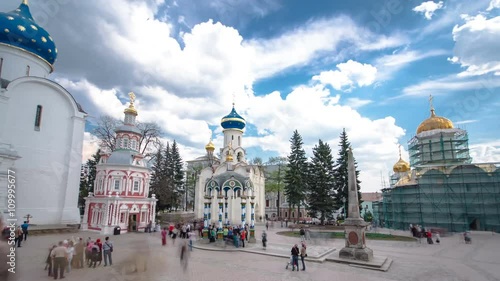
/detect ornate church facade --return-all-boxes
[0,1,86,224]
[191,105,265,232]
[82,94,157,235]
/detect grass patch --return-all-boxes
[276,231,415,242]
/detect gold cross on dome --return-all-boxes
[129,92,136,104]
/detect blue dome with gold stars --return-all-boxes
[0,1,57,65]
[221,105,246,130]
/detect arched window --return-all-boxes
[232,135,234,140]
[123,138,129,149]
[0,58,3,79]
[238,136,241,146]
[285,212,288,218]
[34,105,42,131]
[131,139,137,150]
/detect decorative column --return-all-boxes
[249,197,256,243]
[217,196,224,241]
[202,200,209,240]
[218,200,223,230]
[224,199,229,225]
[241,197,247,226]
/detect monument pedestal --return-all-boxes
[249,228,256,243]
[339,217,373,261]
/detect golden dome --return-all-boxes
[416,108,453,134]
[205,140,215,151]
[393,145,410,173]
[226,153,233,162]
[393,158,410,173]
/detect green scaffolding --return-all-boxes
[374,164,500,233]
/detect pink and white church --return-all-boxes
[82,93,157,235]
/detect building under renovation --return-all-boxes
[373,104,500,233]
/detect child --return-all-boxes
[435,232,440,244]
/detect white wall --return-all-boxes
[3,78,85,224]
[0,45,51,80]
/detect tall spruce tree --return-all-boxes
[150,143,165,212]
[284,130,308,222]
[307,140,336,224]
[170,141,184,210]
[333,129,362,218]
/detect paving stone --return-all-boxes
[5,225,500,281]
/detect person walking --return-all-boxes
[66,241,75,273]
[299,227,305,242]
[74,238,84,269]
[180,241,189,271]
[240,229,246,248]
[300,242,307,271]
[291,244,300,272]
[21,221,29,241]
[435,232,441,244]
[161,227,168,246]
[15,226,23,247]
[266,221,269,231]
[262,231,267,250]
[103,236,113,266]
[51,241,68,279]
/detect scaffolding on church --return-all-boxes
[373,163,500,233]
[408,130,471,167]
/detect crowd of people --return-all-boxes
[43,236,114,279]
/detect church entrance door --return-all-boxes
[129,214,138,232]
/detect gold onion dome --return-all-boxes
[416,108,453,134]
[205,140,215,151]
[393,145,410,173]
[393,158,410,173]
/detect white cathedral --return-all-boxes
[191,105,265,231]
[0,1,85,224]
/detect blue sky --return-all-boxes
[2,0,499,191]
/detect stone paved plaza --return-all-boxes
[8,224,500,281]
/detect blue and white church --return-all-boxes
[0,0,86,224]
[191,104,265,234]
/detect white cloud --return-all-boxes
[82,132,100,162]
[401,75,500,98]
[455,119,479,125]
[450,14,500,77]
[487,0,500,11]
[469,141,500,163]
[375,49,448,81]
[413,1,444,20]
[345,98,373,109]
[244,84,405,192]
[312,60,377,92]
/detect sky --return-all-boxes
[2,0,500,192]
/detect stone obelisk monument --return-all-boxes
[339,148,373,261]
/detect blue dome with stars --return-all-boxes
[221,106,246,130]
[0,1,57,66]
